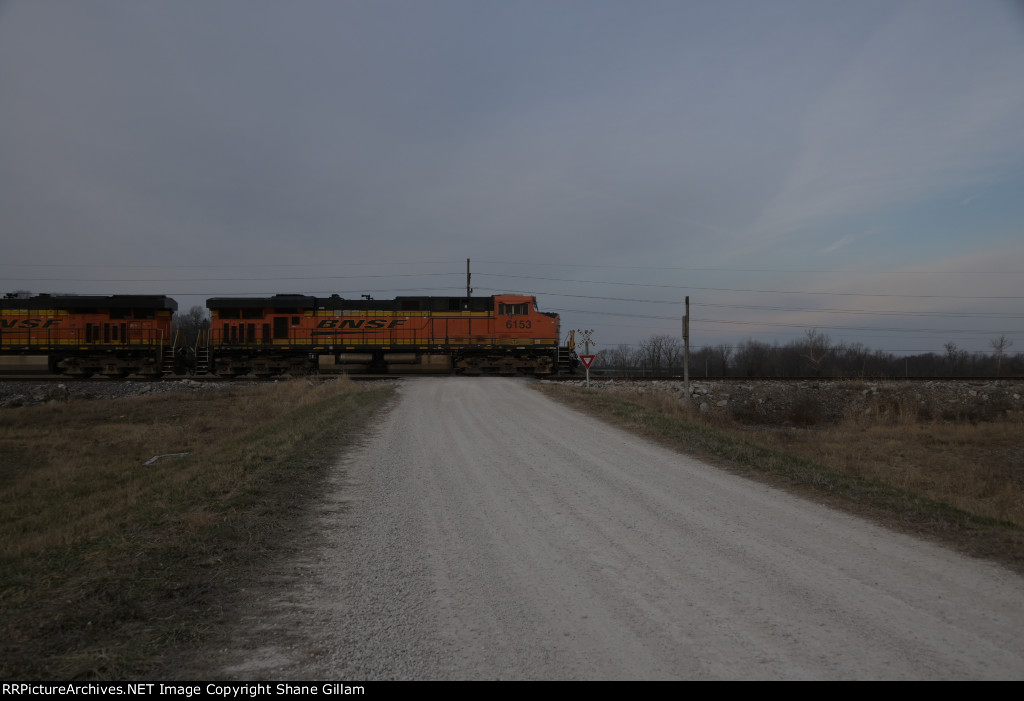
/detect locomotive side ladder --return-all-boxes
[161,329,182,375]
[161,346,177,375]
[557,329,577,374]
[193,329,211,375]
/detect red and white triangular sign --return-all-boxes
[580,354,595,369]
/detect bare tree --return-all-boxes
[732,339,772,376]
[711,343,732,376]
[594,345,634,376]
[800,328,832,376]
[593,348,614,373]
[990,335,1014,376]
[172,305,210,349]
[637,334,686,375]
[839,341,870,376]
[661,336,684,375]
[607,344,636,376]
[637,335,667,375]
[944,341,968,376]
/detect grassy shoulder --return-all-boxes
[0,378,395,681]
[537,383,1024,577]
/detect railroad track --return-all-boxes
[545,374,1024,383]
[0,373,402,383]
[0,374,222,383]
[4,372,1021,384]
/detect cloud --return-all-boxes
[819,234,856,255]
[745,1,1024,248]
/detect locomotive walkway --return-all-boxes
[206,377,1024,680]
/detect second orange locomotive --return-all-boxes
[205,293,572,376]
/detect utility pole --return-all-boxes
[683,296,690,401]
[466,258,472,298]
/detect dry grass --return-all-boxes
[772,401,1024,527]
[0,378,395,681]
[538,383,1024,575]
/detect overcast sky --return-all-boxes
[2,0,1022,355]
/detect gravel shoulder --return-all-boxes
[196,377,1024,680]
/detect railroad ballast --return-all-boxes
[1,292,578,378]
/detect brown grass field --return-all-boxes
[0,378,395,680]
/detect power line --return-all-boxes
[483,274,1024,300]
[692,317,1021,335]
[696,302,1023,319]
[1,273,461,283]
[473,261,1023,275]
[545,307,1021,337]
[486,288,1023,317]
[0,261,460,269]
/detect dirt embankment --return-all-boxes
[0,379,231,408]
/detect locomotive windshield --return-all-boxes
[498,302,530,316]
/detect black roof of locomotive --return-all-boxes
[318,295,494,312]
[205,294,316,309]
[205,294,496,313]
[1,293,177,311]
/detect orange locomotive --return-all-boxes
[0,293,177,376]
[205,293,572,376]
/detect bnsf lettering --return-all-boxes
[0,318,59,329]
[316,319,406,329]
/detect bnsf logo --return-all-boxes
[1,318,60,329]
[317,319,406,330]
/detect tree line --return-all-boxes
[593,330,1020,378]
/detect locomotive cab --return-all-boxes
[449,294,560,375]
[492,295,559,343]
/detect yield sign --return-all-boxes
[579,354,596,370]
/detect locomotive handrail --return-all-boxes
[193,328,207,355]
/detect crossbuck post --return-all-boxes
[576,329,594,388]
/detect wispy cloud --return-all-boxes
[746,2,1024,247]
[819,234,856,255]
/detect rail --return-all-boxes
[544,374,1024,383]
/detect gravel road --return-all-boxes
[212,377,1024,680]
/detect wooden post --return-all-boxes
[683,296,690,400]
